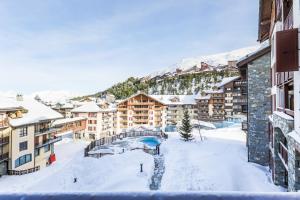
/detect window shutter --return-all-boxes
[276,28,299,72]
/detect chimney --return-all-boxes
[16,94,23,101]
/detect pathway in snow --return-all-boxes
[149,154,165,190]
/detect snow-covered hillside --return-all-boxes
[148,45,260,79]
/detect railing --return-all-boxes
[279,142,288,165]
[0,193,299,200]
[8,166,40,175]
[284,8,293,30]
[34,128,58,136]
[84,130,167,157]
[0,152,9,161]
[35,137,62,149]
[0,119,9,128]
[0,136,9,146]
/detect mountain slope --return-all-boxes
[87,45,260,100]
[146,45,259,79]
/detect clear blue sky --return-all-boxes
[0,0,259,94]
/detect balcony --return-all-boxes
[0,119,9,129]
[0,152,9,162]
[35,128,58,136]
[0,136,9,146]
[35,137,62,149]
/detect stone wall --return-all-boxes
[247,52,272,166]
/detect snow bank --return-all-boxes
[160,127,284,192]
[0,139,154,192]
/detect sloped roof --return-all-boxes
[216,76,240,87]
[52,116,86,126]
[8,97,63,127]
[71,102,101,113]
[117,92,166,105]
[0,97,23,111]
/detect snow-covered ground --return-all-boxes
[0,125,284,192]
[0,139,154,192]
[161,125,284,192]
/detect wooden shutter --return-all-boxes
[276,28,299,72]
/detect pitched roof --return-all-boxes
[117,92,166,105]
[237,44,271,67]
[0,97,23,111]
[8,97,63,127]
[215,76,240,87]
[71,102,101,113]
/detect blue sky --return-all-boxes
[0,0,259,94]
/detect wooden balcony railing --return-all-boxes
[0,152,9,161]
[0,119,9,128]
[0,136,9,146]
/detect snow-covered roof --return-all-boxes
[61,103,74,109]
[150,95,197,105]
[118,92,166,106]
[8,97,63,127]
[216,76,240,87]
[237,41,270,66]
[204,89,224,94]
[52,116,86,126]
[71,102,101,113]
[71,101,117,113]
[195,94,211,100]
[288,131,300,144]
[273,111,294,121]
[0,97,23,111]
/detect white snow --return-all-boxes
[0,125,284,192]
[52,117,86,126]
[148,46,260,79]
[150,95,197,105]
[273,111,294,121]
[71,102,101,113]
[160,126,284,192]
[0,139,153,192]
[191,119,216,129]
[7,97,63,127]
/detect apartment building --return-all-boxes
[71,102,116,140]
[195,95,211,121]
[246,0,300,191]
[150,95,198,125]
[52,117,87,139]
[223,77,247,118]
[52,102,74,118]
[0,99,23,175]
[0,96,64,175]
[117,92,167,131]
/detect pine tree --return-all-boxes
[179,110,193,141]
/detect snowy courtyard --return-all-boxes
[0,125,284,192]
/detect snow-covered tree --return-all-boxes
[179,110,193,141]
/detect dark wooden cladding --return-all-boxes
[276,28,299,72]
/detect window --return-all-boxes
[19,141,28,151]
[15,154,32,168]
[44,145,50,153]
[35,148,40,157]
[19,127,28,137]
